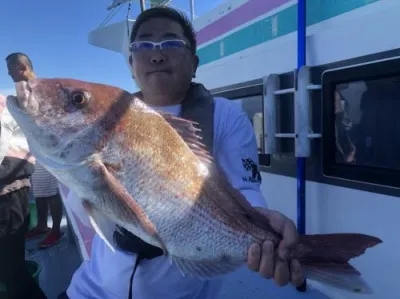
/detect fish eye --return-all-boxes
[70,90,89,109]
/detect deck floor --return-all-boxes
[26,214,331,299]
[25,216,81,299]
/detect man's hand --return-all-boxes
[247,208,305,287]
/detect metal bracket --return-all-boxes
[263,66,322,157]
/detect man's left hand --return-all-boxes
[246,208,305,287]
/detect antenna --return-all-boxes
[149,0,172,7]
[106,0,195,20]
[189,0,195,21]
[107,0,132,11]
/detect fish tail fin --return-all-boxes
[295,233,382,294]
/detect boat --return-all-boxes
[23,0,399,298]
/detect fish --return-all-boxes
[6,78,382,294]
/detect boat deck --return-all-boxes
[25,187,331,299]
[26,215,81,299]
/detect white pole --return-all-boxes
[189,0,195,21]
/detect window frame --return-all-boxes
[322,56,400,189]
[209,79,271,167]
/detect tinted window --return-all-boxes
[335,77,400,170]
[232,95,264,153]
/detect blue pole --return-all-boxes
[296,0,307,292]
[296,0,306,236]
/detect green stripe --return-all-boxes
[197,0,380,66]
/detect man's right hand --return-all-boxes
[247,209,305,287]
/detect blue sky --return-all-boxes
[0,0,223,96]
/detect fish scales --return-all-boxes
[103,98,269,249]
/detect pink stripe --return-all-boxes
[197,0,290,45]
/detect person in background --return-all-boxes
[0,92,47,299]
[6,52,64,248]
[63,7,304,299]
[334,89,356,164]
[27,163,65,248]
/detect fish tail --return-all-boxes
[294,233,382,294]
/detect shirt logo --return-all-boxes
[241,158,262,183]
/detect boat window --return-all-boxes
[230,95,270,166]
[231,95,264,154]
[210,82,270,167]
[322,57,400,188]
[335,78,400,170]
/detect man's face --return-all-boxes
[7,61,26,83]
[130,18,198,99]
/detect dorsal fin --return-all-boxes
[160,111,278,239]
[159,112,213,165]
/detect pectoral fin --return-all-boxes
[89,160,168,254]
[82,200,117,253]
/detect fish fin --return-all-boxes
[160,113,266,232]
[82,200,117,253]
[172,255,244,279]
[159,113,266,232]
[304,264,373,294]
[295,233,382,294]
[160,113,213,164]
[296,233,382,263]
[89,160,168,254]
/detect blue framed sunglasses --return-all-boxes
[129,39,190,53]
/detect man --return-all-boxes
[26,162,65,248]
[6,52,65,248]
[65,7,304,299]
[0,93,46,296]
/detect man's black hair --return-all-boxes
[5,52,34,71]
[130,7,197,54]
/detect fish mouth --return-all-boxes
[14,80,39,115]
